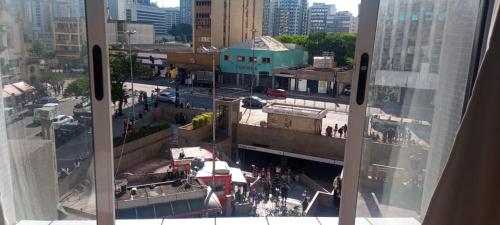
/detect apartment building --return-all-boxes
[326,11,358,33]
[127,2,180,39]
[271,0,309,36]
[180,0,193,25]
[53,17,85,60]
[308,2,336,34]
[192,0,263,51]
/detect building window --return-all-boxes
[249,57,257,63]
[237,56,245,62]
[262,57,271,64]
[224,55,231,61]
[199,37,211,42]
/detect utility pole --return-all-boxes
[125,29,136,120]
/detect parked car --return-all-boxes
[74,99,91,109]
[51,115,74,129]
[55,122,84,145]
[33,96,59,108]
[343,85,352,96]
[267,89,288,98]
[157,92,176,103]
[3,108,26,124]
[252,85,267,94]
[242,96,267,108]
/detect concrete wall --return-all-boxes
[298,173,329,193]
[152,107,206,123]
[178,123,212,147]
[114,128,173,173]
[238,124,345,161]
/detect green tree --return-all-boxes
[110,53,153,115]
[28,40,47,58]
[40,72,65,95]
[64,77,90,99]
[168,23,193,42]
[276,32,357,67]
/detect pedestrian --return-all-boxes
[338,127,344,138]
[280,182,289,204]
[123,97,128,107]
[235,185,242,203]
[326,126,333,137]
[123,119,128,135]
[186,102,191,109]
[263,180,270,201]
[301,196,309,214]
[167,165,173,180]
[334,124,338,137]
[243,184,248,200]
[275,165,281,176]
[343,124,348,136]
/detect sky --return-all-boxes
[154,0,360,16]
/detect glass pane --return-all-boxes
[112,0,360,222]
[356,0,481,222]
[0,0,95,223]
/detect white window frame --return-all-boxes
[86,0,115,225]
[339,0,380,225]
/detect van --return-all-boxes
[33,103,60,124]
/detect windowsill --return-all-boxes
[17,217,421,225]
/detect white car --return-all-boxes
[157,92,176,103]
[52,115,74,129]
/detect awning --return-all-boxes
[3,84,23,96]
[229,167,247,184]
[12,81,35,92]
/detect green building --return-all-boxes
[219,36,308,89]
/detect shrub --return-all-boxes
[191,112,213,130]
[113,123,170,147]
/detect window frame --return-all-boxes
[339,1,380,225]
[86,0,115,225]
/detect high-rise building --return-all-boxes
[127,1,180,39]
[107,0,127,20]
[271,0,309,36]
[326,11,358,33]
[26,0,54,49]
[180,0,193,25]
[52,0,85,18]
[422,0,480,217]
[193,0,263,51]
[308,2,336,34]
[53,17,85,60]
[262,0,274,36]
[369,0,448,107]
[137,0,150,6]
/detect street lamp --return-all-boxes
[200,46,218,190]
[125,29,137,120]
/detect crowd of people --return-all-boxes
[326,123,348,138]
[369,126,417,145]
[233,164,311,215]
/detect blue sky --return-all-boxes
[154,0,360,16]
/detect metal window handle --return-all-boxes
[92,45,104,101]
[356,53,370,105]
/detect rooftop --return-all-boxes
[230,36,290,51]
[115,180,207,210]
[263,103,328,120]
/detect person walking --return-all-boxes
[334,124,338,137]
[338,127,344,138]
[301,196,309,214]
[343,124,348,136]
[280,182,289,205]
